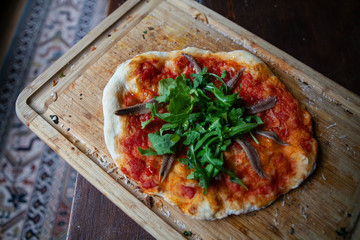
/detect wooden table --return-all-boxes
[66,0,360,239]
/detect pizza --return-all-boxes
[102,47,317,220]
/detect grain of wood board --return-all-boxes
[16,0,360,239]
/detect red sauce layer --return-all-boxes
[121,113,165,190]
[181,185,196,199]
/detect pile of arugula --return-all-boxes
[138,68,263,194]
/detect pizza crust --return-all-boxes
[103,47,317,220]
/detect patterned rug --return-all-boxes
[0,0,108,239]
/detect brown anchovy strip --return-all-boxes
[144,196,153,208]
[159,154,175,182]
[235,138,267,179]
[182,53,201,74]
[245,96,277,114]
[114,99,157,116]
[226,68,244,89]
[254,130,289,146]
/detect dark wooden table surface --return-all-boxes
[66,0,360,239]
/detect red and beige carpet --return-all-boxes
[0,0,108,239]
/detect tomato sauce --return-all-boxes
[181,185,196,199]
[121,114,164,189]
[123,92,140,107]
[220,141,296,201]
[129,59,178,103]
[128,157,145,181]
[237,73,263,104]
[300,137,314,153]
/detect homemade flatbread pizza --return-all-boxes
[103,47,317,220]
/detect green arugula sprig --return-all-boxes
[138,67,263,194]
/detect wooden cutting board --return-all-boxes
[16,0,360,239]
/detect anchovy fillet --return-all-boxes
[182,53,201,74]
[226,68,244,89]
[246,96,277,114]
[159,154,175,182]
[114,99,157,116]
[254,130,289,146]
[235,138,267,179]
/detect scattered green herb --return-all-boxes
[250,131,259,144]
[336,227,348,239]
[143,30,148,34]
[138,147,157,156]
[183,231,192,236]
[141,116,153,129]
[60,72,65,78]
[139,67,263,194]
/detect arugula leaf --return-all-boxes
[203,136,219,149]
[138,67,267,193]
[228,123,260,137]
[188,112,203,124]
[192,72,204,89]
[168,92,192,114]
[208,117,220,131]
[199,173,210,194]
[250,131,259,144]
[212,166,220,177]
[148,133,180,155]
[183,130,201,145]
[187,171,195,179]
[178,158,189,165]
[207,117,223,141]
[146,102,158,115]
[204,83,238,107]
[155,78,177,103]
[138,147,158,156]
[176,74,191,92]
[202,147,223,167]
[208,72,228,92]
[147,102,190,124]
[220,139,232,151]
[245,115,263,124]
[194,132,218,151]
[229,108,245,125]
[205,164,215,178]
[160,123,178,135]
[188,145,210,194]
[196,89,211,102]
[141,116,153,129]
[220,167,248,190]
[158,112,190,124]
[194,124,207,134]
